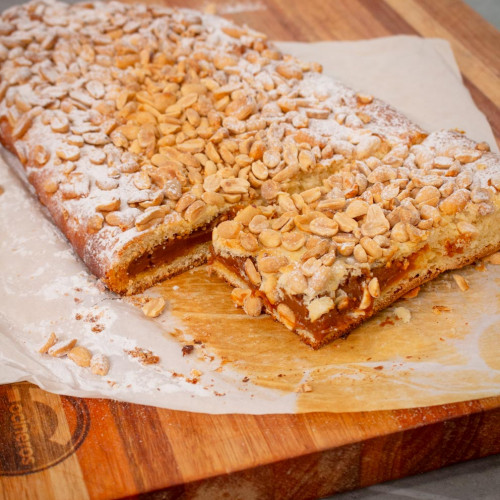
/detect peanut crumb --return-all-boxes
[433,305,451,314]
[142,297,166,318]
[90,354,110,376]
[452,274,469,292]
[68,346,92,367]
[48,338,77,357]
[38,332,57,354]
[394,307,411,324]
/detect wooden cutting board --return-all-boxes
[1,1,499,498]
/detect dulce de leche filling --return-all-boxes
[216,248,425,342]
[126,209,241,277]
[127,229,213,276]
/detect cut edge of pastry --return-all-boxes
[104,210,227,295]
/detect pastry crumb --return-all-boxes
[403,287,420,299]
[182,345,194,356]
[125,347,160,365]
[484,252,500,265]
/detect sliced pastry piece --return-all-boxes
[212,131,500,348]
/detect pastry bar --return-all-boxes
[0,0,424,294]
[212,130,500,348]
[1,0,499,347]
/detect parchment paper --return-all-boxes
[0,36,499,414]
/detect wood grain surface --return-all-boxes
[1,1,499,499]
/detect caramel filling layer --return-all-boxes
[216,249,425,342]
[127,229,213,276]
[127,207,244,277]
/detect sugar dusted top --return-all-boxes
[0,0,497,289]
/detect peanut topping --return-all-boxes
[244,258,262,286]
[221,178,250,194]
[415,186,440,207]
[258,255,289,274]
[2,1,499,343]
[239,231,259,252]
[282,270,308,295]
[368,277,380,298]
[345,199,369,218]
[390,222,409,242]
[56,145,80,162]
[249,214,270,234]
[308,297,334,322]
[309,217,339,237]
[360,237,383,259]
[334,212,358,232]
[356,136,381,160]
[96,198,120,212]
[359,286,372,310]
[361,205,390,237]
[439,189,470,215]
[51,115,69,133]
[353,244,368,263]
[282,231,306,252]
[33,145,50,166]
[259,229,282,248]
[185,200,208,224]
[231,288,251,306]
[235,206,261,226]
[217,220,242,240]
[243,295,263,317]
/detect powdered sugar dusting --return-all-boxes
[0,0,428,286]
